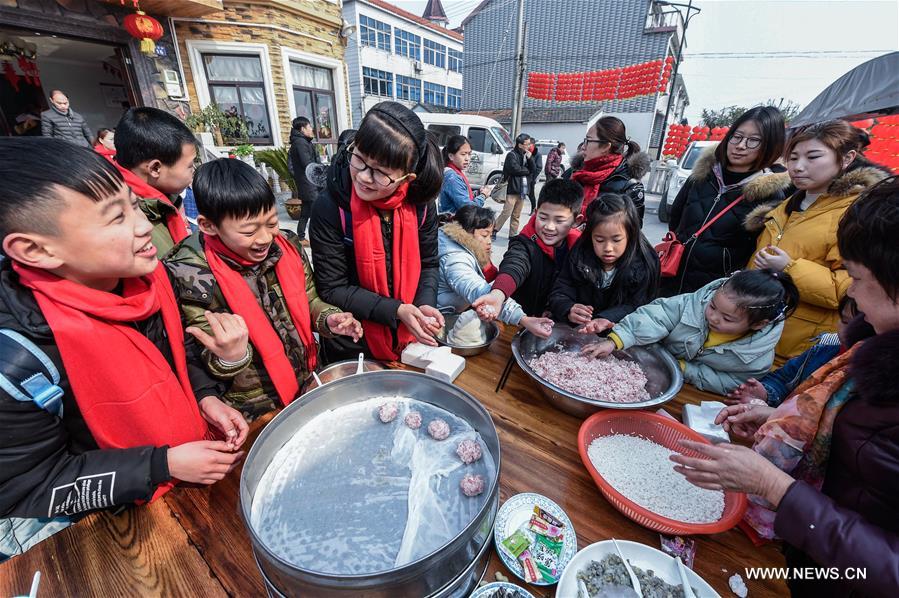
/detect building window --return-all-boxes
[424,82,445,106]
[201,53,272,144]
[360,15,391,51]
[395,29,421,60]
[290,61,337,147]
[448,49,463,73]
[423,39,446,68]
[447,87,462,109]
[363,67,393,97]
[396,75,421,102]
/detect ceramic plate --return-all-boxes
[555,539,720,598]
[493,493,577,586]
[469,581,536,598]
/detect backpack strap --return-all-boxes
[0,329,64,418]
[338,204,429,246]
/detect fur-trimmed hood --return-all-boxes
[439,221,490,267]
[690,143,793,206]
[743,157,892,232]
[621,150,651,181]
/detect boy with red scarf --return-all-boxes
[0,139,248,551]
[473,178,584,320]
[110,107,196,256]
[166,159,362,421]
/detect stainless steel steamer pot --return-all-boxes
[240,370,501,597]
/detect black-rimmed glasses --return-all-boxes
[728,133,762,150]
[346,143,413,187]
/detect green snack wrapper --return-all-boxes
[501,529,531,559]
[532,533,563,582]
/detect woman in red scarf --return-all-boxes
[309,102,446,362]
[438,134,493,215]
[93,127,116,158]
[570,116,649,224]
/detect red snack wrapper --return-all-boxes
[527,514,564,541]
[534,506,565,529]
[519,549,540,583]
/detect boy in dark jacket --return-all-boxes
[0,139,247,557]
[473,178,584,319]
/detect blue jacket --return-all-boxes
[439,167,486,214]
[760,333,841,406]
[436,223,525,325]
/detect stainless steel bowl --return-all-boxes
[511,324,684,418]
[240,370,501,597]
[435,313,500,357]
[300,358,387,393]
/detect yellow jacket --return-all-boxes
[745,163,890,358]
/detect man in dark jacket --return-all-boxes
[494,133,532,239]
[526,141,541,212]
[40,90,93,148]
[289,116,320,242]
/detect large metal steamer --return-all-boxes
[240,370,501,597]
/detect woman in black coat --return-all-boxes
[289,116,320,241]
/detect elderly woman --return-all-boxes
[672,176,899,598]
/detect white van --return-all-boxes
[415,113,513,188]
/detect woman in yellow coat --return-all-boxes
[746,120,891,358]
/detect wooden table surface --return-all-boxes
[0,327,788,597]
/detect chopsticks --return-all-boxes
[495,354,515,393]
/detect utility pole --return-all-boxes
[510,0,526,138]
[656,0,699,159]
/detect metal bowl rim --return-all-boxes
[240,369,502,581]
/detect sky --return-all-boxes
[393,0,898,122]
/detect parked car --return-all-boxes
[658,140,716,223]
[534,140,571,182]
[416,113,513,188]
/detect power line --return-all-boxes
[475,0,517,113]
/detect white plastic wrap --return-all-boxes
[250,397,496,575]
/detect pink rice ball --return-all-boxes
[378,401,398,423]
[456,439,482,464]
[404,411,422,429]
[427,418,451,441]
[460,473,485,497]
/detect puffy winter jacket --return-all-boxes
[0,261,224,520]
[774,329,899,598]
[437,223,524,325]
[545,147,563,178]
[40,107,92,147]
[439,167,486,214]
[503,148,531,196]
[309,151,439,362]
[548,238,659,324]
[745,159,891,358]
[562,152,651,225]
[492,233,573,318]
[288,130,320,204]
[664,145,792,296]
[611,278,783,395]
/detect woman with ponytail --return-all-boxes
[438,134,491,215]
[567,116,650,224]
[310,102,445,362]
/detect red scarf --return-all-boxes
[518,213,581,260]
[351,183,421,360]
[93,143,116,158]
[571,154,623,216]
[447,163,473,200]
[13,263,210,499]
[203,234,316,406]
[106,157,189,245]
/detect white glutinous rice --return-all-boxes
[528,351,650,403]
[587,434,725,524]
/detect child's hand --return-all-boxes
[198,396,249,450]
[724,378,769,405]
[579,318,615,334]
[167,440,245,485]
[568,303,594,325]
[521,316,554,338]
[581,339,615,359]
[472,290,504,322]
[327,312,363,342]
[397,304,440,346]
[187,311,249,363]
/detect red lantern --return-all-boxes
[124,10,164,56]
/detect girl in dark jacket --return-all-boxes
[309,102,444,362]
[664,106,792,296]
[549,193,659,331]
[569,116,651,224]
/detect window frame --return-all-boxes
[396,75,422,102]
[363,67,394,98]
[448,49,463,73]
[200,52,273,145]
[394,28,422,61]
[447,86,462,110]
[423,39,446,68]
[423,81,446,106]
[289,60,338,146]
[360,15,392,52]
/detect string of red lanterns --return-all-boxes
[854,116,899,174]
[526,56,675,102]
[661,124,730,159]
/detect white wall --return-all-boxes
[38,56,129,138]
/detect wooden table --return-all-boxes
[0,328,788,597]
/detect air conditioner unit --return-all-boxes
[412,61,423,73]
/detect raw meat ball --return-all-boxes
[456,439,482,464]
[427,418,451,440]
[378,401,398,423]
[460,473,485,497]
[404,411,422,429]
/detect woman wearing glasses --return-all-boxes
[309,102,445,362]
[568,116,650,223]
[746,119,891,358]
[664,106,792,297]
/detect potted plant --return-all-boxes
[231,144,256,165]
[185,104,249,147]
[254,147,302,219]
